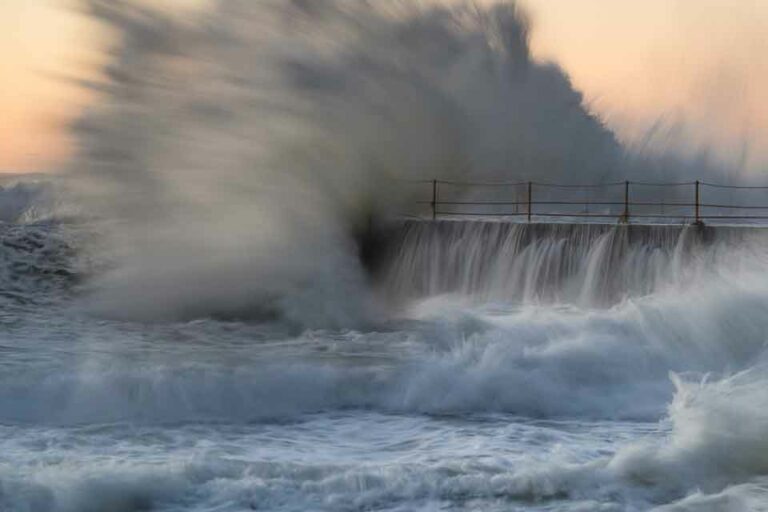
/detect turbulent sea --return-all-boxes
[6,1,768,510]
[4,183,768,512]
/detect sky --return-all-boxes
[1,0,767,173]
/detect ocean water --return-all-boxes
[3,201,768,511]
[6,2,768,510]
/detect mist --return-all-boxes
[64,0,637,325]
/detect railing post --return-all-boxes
[431,179,437,220]
[527,181,533,223]
[694,180,702,225]
[620,180,630,223]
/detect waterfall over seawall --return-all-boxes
[378,220,759,307]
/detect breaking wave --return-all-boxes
[66,0,629,325]
[2,1,768,511]
[3,220,768,424]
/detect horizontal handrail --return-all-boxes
[404,179,768,188]
[429,201,768,209]
[435,180,530,187]
[409,178,768,225]
[701,182,768,189]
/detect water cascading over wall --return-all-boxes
[379,220,752,307]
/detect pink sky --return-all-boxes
[1,0,767,173]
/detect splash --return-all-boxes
[497,362,768,510]
[68,0,624,324]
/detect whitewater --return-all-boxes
[4,195,768,511]
[4,1,768,511]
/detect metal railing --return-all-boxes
[406,179,768,224]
